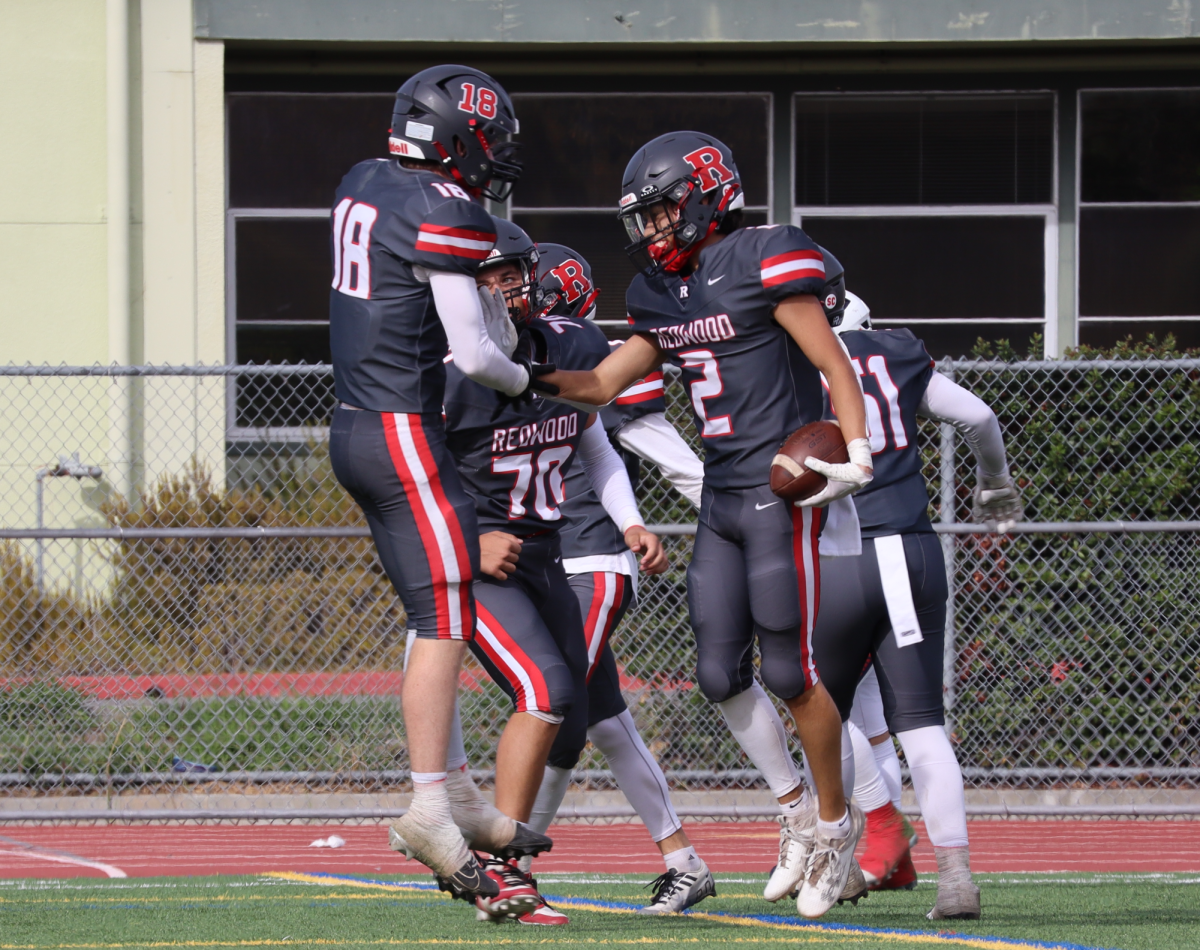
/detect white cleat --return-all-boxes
[764,796,817,902]
[637,862,717,915]
[388,812,496,900]
[796,803,865,919]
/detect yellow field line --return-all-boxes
[263,873,1083,950]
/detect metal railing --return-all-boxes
[1,359,1198,819]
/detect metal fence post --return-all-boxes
[939,362,958,735]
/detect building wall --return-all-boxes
[0,0,109,365]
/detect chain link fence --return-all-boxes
[0,360,1197,819]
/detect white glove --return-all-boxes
[479,286,518,359]
[795,437,874,509]
[973,472,1024,529]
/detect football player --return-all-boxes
[814,291,1024,920]
[442,219,669,921]
[328,65,544,901]
[536,132,874,918]
[520,244,716,916]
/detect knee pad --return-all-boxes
[695,655,746,703]
[758,658,810,702]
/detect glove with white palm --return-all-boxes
[479,286,518,359]
[973,471,1024,529]
[795,438,874,509]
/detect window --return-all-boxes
[1078,89,1200,350]
[510,93,772,327]
[794,93,1057,358]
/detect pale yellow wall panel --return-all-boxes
[0,0,107,224]
[0,223,107,364]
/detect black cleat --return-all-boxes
[435,853,500,902]
[486,822,553,860]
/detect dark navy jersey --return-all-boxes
[627,225,829,491]
[445,315,611,535]
[824,328,935,537]
[330,159,497,414]
[560,341,659,559]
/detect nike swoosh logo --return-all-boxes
[755,501,779,510]
[707,275,725,286]
[554,556,561,563]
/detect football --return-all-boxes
[769,420,849,502]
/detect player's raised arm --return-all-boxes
[773,294,873,506]
[539,332,665,408]
[577,414,668,574]
[615,411,704,510]
[918,371,1024,526]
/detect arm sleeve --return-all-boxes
[578,417,643,534]
[615,412,704,510]
[429,271,529,396]
[759,226,829,305]
[918,372,1010,482]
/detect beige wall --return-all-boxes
[0,0,110,365]
[0,0,226,592]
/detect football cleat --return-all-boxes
[474,856,541,920]
[434,856,499,902]
[928,845,980,920]
[877,850,918,891]
[389,812,497,899]
[764,796,817,902]
[858,804,912,888]
[488,822,553,861]
[637,862,716,915]
[796,803,865,919]
[836,858,869,907]
[517,883,570,927]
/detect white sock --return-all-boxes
[781,789,813,816]
[410,775,454,825]
[848,720,891,812]
[816,809,851,839]
[589,710,682,842]
[897,725,968,848]
[717,682,803,801]
[663,845,702,874]
[528,765,572,835]
[872,737,903,810]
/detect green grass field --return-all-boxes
[0,871,1197,950]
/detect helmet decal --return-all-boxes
[549,259,590,304]
[683,146,736,193]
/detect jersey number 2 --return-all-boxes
[331,198,378,299]
[492,447,573,521]
[680,349,732,437]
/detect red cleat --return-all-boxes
[518,898,569,925]
[474,857,540,921]
[876,848,918,891]
[858,803,911,888]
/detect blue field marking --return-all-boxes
[272,871,1120,950]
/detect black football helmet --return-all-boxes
[389,65,521,201]
[479,217,539,322]
[533,244,600,320]
[817,246,847,327]
[618,131,745,275]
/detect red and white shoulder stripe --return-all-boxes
[616,371,664,406]
[761,249,825,288]
[415,224,495,260]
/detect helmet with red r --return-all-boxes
[532,244,600,321]
[617,131,744,276]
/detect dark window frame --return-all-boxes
[792,90,1059,357]
[1077,87,1200,348]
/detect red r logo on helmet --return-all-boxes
[683,147,735,193]
[550,259,590,304]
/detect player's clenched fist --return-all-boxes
[624,525,668,575]
[479,530,523,579]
